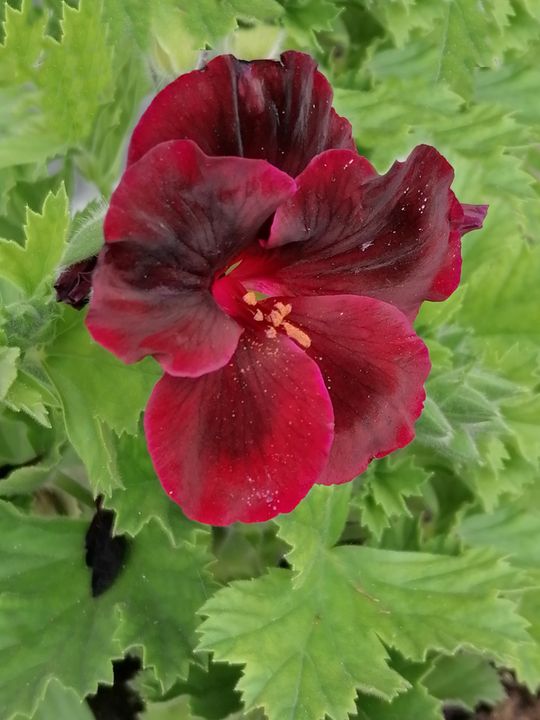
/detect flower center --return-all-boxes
[242,293,312,349]
[212,253,311,350]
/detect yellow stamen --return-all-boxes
[254,309,264,321]
[268,301,293,327]
[283,321,311,349]
[265,326,277,339]
[243,291,258,306]
[275,302,292,318]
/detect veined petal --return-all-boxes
[127,52,354,177]
[263,294,430,485]
[86,140,295,377]
[429,197,486,300]
[459,202,489,232]
[261,145,486,317]
[144,331,334,525]
[55,256,97,310]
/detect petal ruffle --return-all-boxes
[86,140,295,377]
[262,294,430,485]
[55,256,97,310]
[127,51,354,177]
[459,202,489,232]
[258,145,486,317]
[144,331,334,525]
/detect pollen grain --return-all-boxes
[268,301,292,327]
[282,321,311,349]
[242,291,258,306]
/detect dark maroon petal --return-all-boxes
[265,149,377,249]
[259,294,430,485]
[144,331,334,525]
[259,145,486,317]
[127,52,354,177]
[458,202,488,232]
[86,140,295,377]
[54,256,97,310]
[428,197,485,300]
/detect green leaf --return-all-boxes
[0,186,68,297]
[0,500,214,718]
[415,364,516,465]
[459,239,540,354]
[201,567,407,720]
[359,0,442,47]
[211,522,287,584]
[355,682,441,720]
[76,52,149,194]
[459,500,540,571]
[475,53,540,128]
[0,0,46,85]
[61,199,106,266]
[0,501,120,719]
[434,0,501,100]
[504,394,540,465]
[228,0,283,21]
[0,88,63,169]
[357,455,431,540]
[108,520,215,691]
[102,0,153,50]
[423,652,505,711]
[277,484,351,584]
[38,0,115,145]
[0,408,36,466]
[14,679,94,720]
[142,695,200,720]
[334,79,461,167]
[176,660,243,720]
[3,367,56,428]
[46,308,159,436]
[282,0,341,45]
[435,104,528,157]
[177,0,283,49]
[106,432,198,545]
[514,588,540,690]
[0,345,19,400]
[44,308,159,495]
[0,438,63,498]
[199,488,529,720]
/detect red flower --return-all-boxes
[86,52,487,525]
[55,257,97,309]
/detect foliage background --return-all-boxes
[0,0,539,719]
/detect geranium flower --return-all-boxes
[55,257,97,309]
[86,52,487,525]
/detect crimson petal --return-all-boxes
[459,202,489,232]
[144,331,334,525]
[86,140,295,377]
[266,294,430,485]
[262,145,486,317]
[127,52,354,177]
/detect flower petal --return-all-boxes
[127,52,354,177]
[55,256,97,310]
[261,145,486,317]
[269,294,430,485]
[86,140,295,377]
[459,202,489,232]
[144,331,335,525]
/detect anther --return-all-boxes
[242,291,257,306]
[268,301,293,327]
[283,321,311,349]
